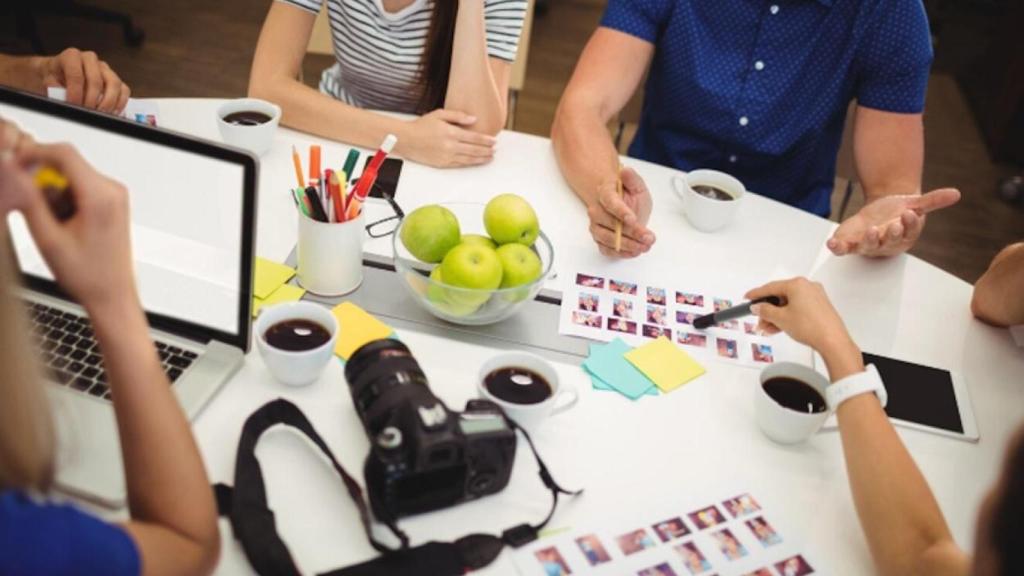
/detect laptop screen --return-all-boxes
[0,89,256,350]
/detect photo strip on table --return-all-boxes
[512,490,822,576]
[560,270,811,368]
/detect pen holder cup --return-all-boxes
[297,212,365,297]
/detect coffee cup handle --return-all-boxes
[550,386,579,417]
[670,175,688,208]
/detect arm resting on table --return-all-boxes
[823,341,970,576]
[972,242,1024,327]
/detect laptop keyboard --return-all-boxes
[24,301,198,402]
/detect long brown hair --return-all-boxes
[0,223,55,492]
[416,0,459,113]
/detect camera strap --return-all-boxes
[214,398,581,576]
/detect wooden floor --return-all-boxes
[2,0,1020,283]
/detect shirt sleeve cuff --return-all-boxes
[276,0,320,15]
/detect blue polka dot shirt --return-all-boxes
[602,0,933,216]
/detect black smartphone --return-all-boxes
[362,157,404,199]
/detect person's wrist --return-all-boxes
[85,288,146,333]
[819,332,864,382]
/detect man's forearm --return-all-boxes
[552,99,619,208]
[0,54,45,94]
[444,2,506,134]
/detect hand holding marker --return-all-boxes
[693,296,784,330]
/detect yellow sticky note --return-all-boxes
[623,336,705,392]
[252,283,306,317]
[332,302,393,360]
[254,258,296,300]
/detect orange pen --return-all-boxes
[309,145,321,190]
[291,146,305,188]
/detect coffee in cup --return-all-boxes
[221,110,274,127]
[255,301,338,387]
[478,352,577,432]
[263,319,332,352]
[692,184,735,202]
[483,367,553,405]
[670,169,746,232]
[755,362,830,444]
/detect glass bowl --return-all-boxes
[391,202,554,326]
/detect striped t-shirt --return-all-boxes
[280,0,528,113]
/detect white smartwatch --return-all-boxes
[825,364,887,410]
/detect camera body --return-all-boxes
[345,339,517,519]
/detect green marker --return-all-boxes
[342,149,360,185]
[293,188,311,217]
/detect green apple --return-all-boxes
[440,242,503,296]
[460,234,498,250]
[400,205,461,263]
[427,265,484,317]
[497,244,542,288]
[483,194,540,246]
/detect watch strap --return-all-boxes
[826,364,887,410]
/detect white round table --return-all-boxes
[150,99,1024,575]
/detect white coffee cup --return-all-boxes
[216,98,281,156]
[255,301,338,387]
[670,169,746,232]
[477,352,578,432]
[755,362,830,444]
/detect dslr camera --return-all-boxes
[345,339,517,519]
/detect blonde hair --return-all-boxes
[0,222,55,491]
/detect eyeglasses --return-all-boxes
[364,184,405,239]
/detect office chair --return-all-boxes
[12,1,144,54]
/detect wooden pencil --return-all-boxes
[614,164,623,252]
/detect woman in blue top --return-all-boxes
[0,119,220,575]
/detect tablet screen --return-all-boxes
[864,352,964,434]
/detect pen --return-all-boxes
[328,170,346,223]
[34,166,76,221]
[614,163,623,252]
[292,188,311,218]
[309,145,321,192]
[291,146,305,188]
[693,296,783,330]
[304,186,329,222]
[342,149,360,186]
[346,134,396,221]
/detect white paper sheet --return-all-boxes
[558,269,811,368]
[513,490,823,576]
[47,87,160,126]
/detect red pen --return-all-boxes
[346,134,396,221]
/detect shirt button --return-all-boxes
[755,60,765,71]
[739,116,749,127]
[770,5,780,14]
[729,155,738,163]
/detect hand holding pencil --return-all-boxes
[587,165,656,258]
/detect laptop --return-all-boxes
[0,87,258,507]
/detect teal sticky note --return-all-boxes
[582,338,657,400]
[589,369,658,396]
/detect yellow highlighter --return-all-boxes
[34,166,76,221]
